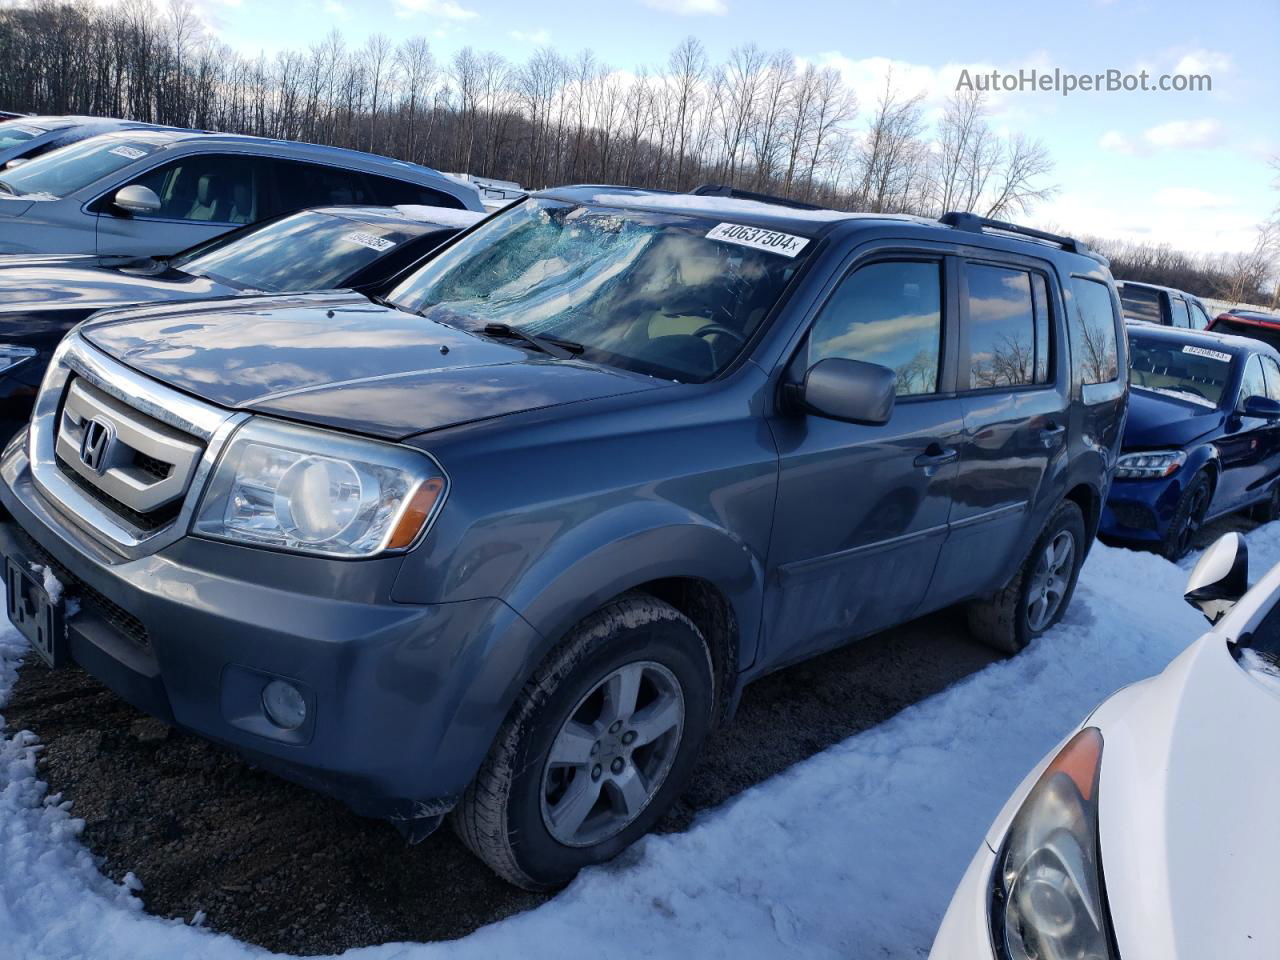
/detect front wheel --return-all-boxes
[451,595,714,890]
[1161,472,1211,561]
[967,500,1086,655]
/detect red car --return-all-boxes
[1209,308,1280,351]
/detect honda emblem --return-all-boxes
[79,418,116,475]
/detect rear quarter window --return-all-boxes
[1068,277,1121,387]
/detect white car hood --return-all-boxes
[1092,635,1279,960]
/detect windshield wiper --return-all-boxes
[0,180,18,196]
[479,322,583,360]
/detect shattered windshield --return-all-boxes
[387,197,809,381]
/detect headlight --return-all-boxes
[991,728,1114,960]
[0,343,36,375]
[193,419,446,558]
[1114,449,1186,479]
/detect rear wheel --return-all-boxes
[967,500,1086,655]
[451,595,714,890]
[1161,473,1211,561]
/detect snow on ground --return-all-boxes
[4,527,1280,960]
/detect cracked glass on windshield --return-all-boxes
[387,196,808,381]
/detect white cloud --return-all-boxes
[1099,118,1222,156]
[640,0,728,15]
[1173,49,1233,76]
[1037,190,1261,256]
[509,27,552,45]
[323,0,349,19]
[393,0,478,20]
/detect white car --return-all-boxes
[931,532,1279,960]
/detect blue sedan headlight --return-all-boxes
[1115,449,1186,479]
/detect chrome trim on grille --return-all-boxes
[26,334,248,560]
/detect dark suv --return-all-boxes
[0,188,1127,889]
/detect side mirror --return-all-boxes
[797,357,896,425]
[1243,395,1280,419]
[4,157,28,169]
[1184,532,1249,623]
[112,184,161,215]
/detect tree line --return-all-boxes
[0,0,1274,304]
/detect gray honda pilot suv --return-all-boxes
[0,186,1127,889]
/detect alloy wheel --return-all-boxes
[540,660,685,847]
[1026,530,1076,632]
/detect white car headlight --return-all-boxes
[1115,449,1186,479]
[193,419,446,558]
[992,728,1115,960]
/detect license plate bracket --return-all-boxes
[4,556,67,668]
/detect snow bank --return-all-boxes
[3,528,1277,959]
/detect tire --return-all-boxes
[1252,480,1280,524]
[966,500,1086,656]
[450,595,715,890]
[1161,472,1212,561]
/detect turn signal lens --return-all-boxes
[387,476,446,549]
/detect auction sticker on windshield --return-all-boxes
[341,232,396,252]
[1183,345,1232,363]
[706,222,809,258]
[107,145,148,161]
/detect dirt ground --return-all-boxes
[1,519,1244,955]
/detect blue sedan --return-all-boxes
[1101,324,1280,558]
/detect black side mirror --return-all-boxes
[1243,395,1280,419]
[797,357,896,425]
[1184,532,1249,623]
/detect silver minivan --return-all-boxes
[0,128,484,255]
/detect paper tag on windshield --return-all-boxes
[706,222,809,258]
[1182,345,1231,363]
[8,125,41,136]
[108,145,147,161]
[341,231,396,252]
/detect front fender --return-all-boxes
[503,501,765,669]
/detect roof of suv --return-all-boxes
[541,185,1106,269]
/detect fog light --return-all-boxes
[261,679,307,730]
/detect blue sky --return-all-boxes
[195,0,1278,254]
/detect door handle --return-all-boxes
[914,444,958,470]
[1039,422,1067,447]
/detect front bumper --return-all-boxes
[0,442,536,823]
[929,841,998,958]
[1099,471,1189,543]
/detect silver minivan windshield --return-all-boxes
[387,197,808,382]
[0,137,158,199]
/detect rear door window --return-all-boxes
[366,172,466,210]
[1119,284,1162,324]
[1169,297,1191,328]
[808,259,942,396]
[964,263,1048,389]
[270,159,376,213]
[1067,278,1121,386]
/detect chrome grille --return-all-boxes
[55,378,203,516]
[23,334,249,560]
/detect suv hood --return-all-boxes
[80,293,662,440]
[1124,386,1225,449]
[1092,635,1279,959]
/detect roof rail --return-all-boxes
[688,183,825,212]
[939,211,1091,256]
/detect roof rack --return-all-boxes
[688,183,825,212]
[939,211,1091,256]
